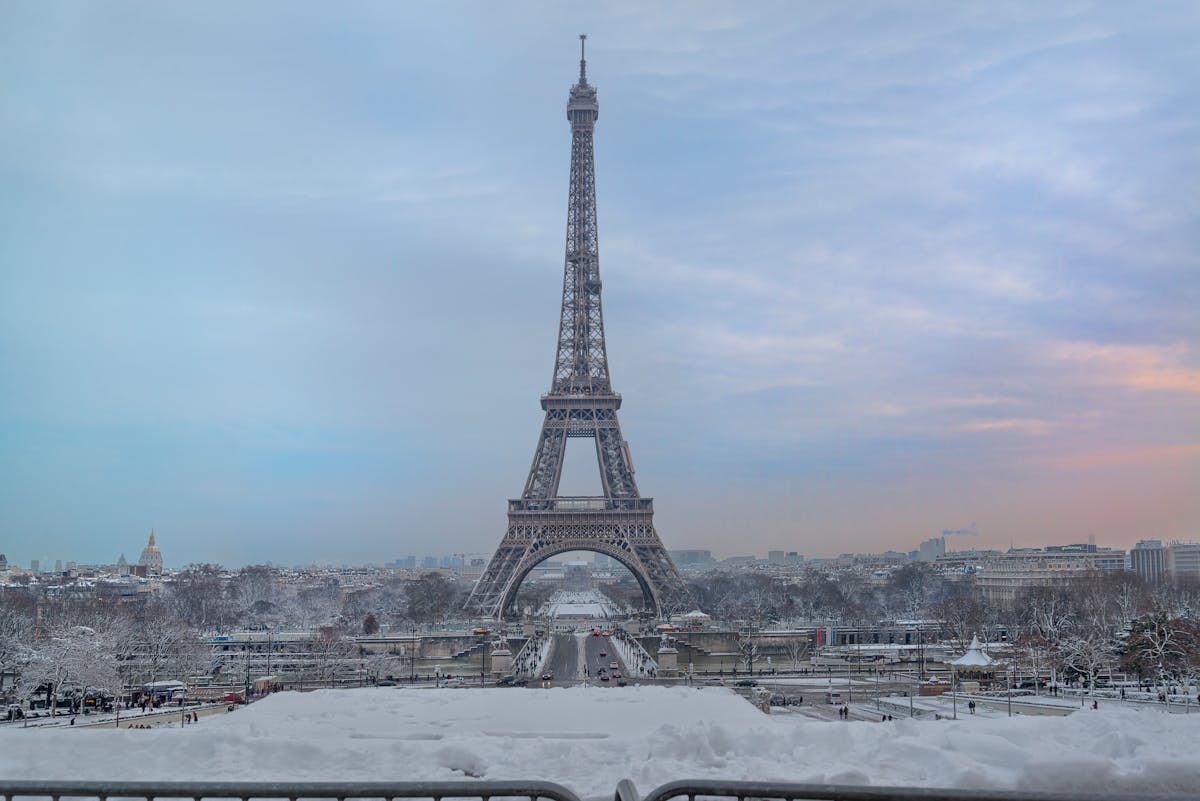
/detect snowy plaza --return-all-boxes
[2,686,1197,798]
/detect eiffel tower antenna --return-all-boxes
[465,38,684,620]
[579,34,587,84]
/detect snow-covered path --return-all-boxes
[1,686,1196,798]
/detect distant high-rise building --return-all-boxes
[55,559,63,573]
[767,550,785,564]
[918,537,946,562]
[0,553,7,570]
[422,556,438,569]
[117,553,128,573]
[138,529,163,575]
[669,549,716,567]
[1131,540,1166,584]
[1166,542,1200,582]
[30,559,39,574]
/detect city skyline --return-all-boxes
[2,3,1198,567]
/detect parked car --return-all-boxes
[442,678,464,688]
[734,679,758,687]
[704,678,724,686]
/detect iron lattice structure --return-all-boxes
[466,37,684,619]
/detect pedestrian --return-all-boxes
[70,716,75,726]
[1092,700,1098,710]
[1120,688,1126,700]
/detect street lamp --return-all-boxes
[1007,666,1013,717]
[409,625,418,682]
[951,664,957,720]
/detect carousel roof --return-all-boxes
[950,635,996,667]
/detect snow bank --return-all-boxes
[1,686,1196,798]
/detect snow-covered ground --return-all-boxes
[1,686,1196,797]
[542,590,614,619]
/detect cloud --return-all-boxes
[1045,442,1200,470]
[1050,342,1200,395]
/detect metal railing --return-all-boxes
[0,782,581,801]
[0,779,1189,801]
[508,497,653,514]
[620,780,1187,801]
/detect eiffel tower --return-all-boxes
[466,36,684,619]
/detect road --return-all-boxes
[541,633,630,687]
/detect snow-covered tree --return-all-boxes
[19,623,120,715]
[0,595,35,701]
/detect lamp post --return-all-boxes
[1007,666,1013,717]
[480,638,490,687]
[409,625,418,682]
[952,664,957,720]
[243,639,251,703]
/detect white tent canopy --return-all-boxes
[950,635,995,667]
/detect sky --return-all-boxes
[1,2,1197,569]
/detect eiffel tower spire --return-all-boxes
[465,39,684,620]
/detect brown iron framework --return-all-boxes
[465,37,683,619]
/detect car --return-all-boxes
[513,678,529,687]
[609,661,619,669]
[376,680,397,687]
[611,671,622,679]
[703,678,724,686]
[769,694,788,706]
[599,651,607,657]
[617,680,628,687]
[734,679,758,687]
[540,671,554,681]
[495,675,516,687]
[599,674,610,682]
[441,678,464,688]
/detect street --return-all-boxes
[540,633,631,686]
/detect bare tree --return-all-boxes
[1012,632,1055,695]
[782,636,811,671]
[163,564,233,632]
[932,592,985,650]
[737,629,760,674]
[19,623,120,715]
[1061,630,1116,694]
[1122,612,1198,690]
[405,573,463,627]
[309,625,354,687]
[0,592,35,702]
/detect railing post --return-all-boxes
[614,778,639,801]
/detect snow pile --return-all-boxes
[1,686,1197,797]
